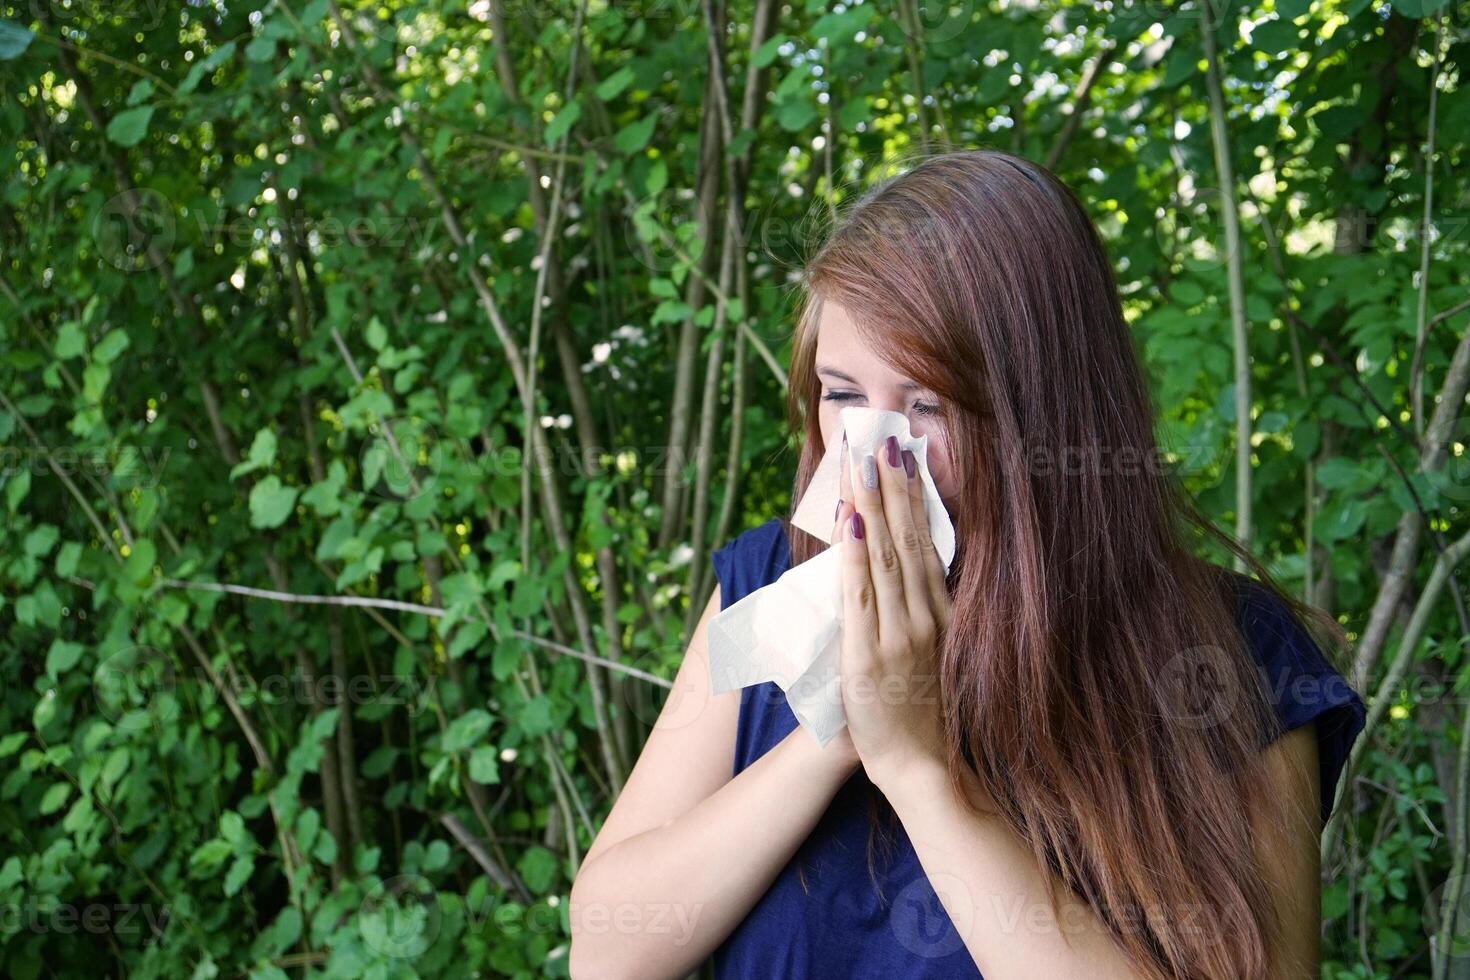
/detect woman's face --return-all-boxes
[814,300,957,515]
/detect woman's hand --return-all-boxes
[818,437,863,774]
[834,432,953,792]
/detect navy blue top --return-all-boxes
[708,517,1367,979]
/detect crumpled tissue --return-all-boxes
[705,407,956,745]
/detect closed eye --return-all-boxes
[822,391,939,417]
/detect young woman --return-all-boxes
[568,149,1366,980]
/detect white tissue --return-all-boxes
[705,408,956,745]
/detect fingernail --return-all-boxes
[885,435,899,468]
[902,448,916,479]
[834,498,842,520]
[861,453,877,489]
[850,512,864,540]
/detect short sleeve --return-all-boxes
[1234,581,1367,827]
[709,518,789,611]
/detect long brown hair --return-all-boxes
[781,148,1350,979]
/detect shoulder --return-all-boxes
[1227,575,1362,729]
[1225,572,1368,825]
[710,518,790,610]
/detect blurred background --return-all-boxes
[1,0,1467,976]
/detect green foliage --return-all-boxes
[0,0,1467,977]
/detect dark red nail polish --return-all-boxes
[902,449,916,479]
[885,435,899,468]
[850,512,864,540]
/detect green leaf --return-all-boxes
[101,748,129,788]
[752,33,787,68]
[447,620,486,660]
[1161,44,1198,89]
[127,79,155,107]
[516,846,558,893]
[0,20,34,60]
[0,733,27,760]
[106,106,156,148]
[468,746,500,784]
[123,538,157,586]
[55,321,85,359]
[39,782,71,816]
[595,66,636,100]
[82,362,112,402]
[1316,457,1374,492]
[312,831,337,866]
[518,695,554,737]
[613,113,658,154]
[24,524,58,557]
[6,470,30,512]
[224,855,254,897]
[545,100,583,145]
[231,428,279,481]
[310,708,339,742]
[0,855,22,890]
[93,329,130,364]
[191,838,233,874]
[45,640,84,680]
[442,709,492,752]
[257,906,302,958]
[179,41,236,95]
[245,35,276,62]
[221,811,247,845]
[422,839,449,872]
[249,477,298,529]
[1389,0,1452,15]
[300,467,345,517]
[364,316,389,352]
[775,97,817,132]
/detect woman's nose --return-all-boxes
[873,397,910,415]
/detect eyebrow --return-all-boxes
[817,366,925,392]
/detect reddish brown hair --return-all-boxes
[782,148,1349,979]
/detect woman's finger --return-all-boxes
[840,501,880,678]
[848,442,909,651]
[876,436,934,633]
[831,430,851,548]
[904,448,952,633]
